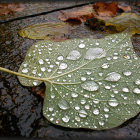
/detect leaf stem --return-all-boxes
[0,67,48,82]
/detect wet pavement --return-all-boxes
[0,1,140,139]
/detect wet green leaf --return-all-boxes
[105,13,140,35]
[18,22,70,40]
[18,32,140,130]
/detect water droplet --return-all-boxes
[81,99,86,104]
[41,67,46,72]
[62,115,70,122]
[81,77,86,81]
[32,70,37,75]
[122,88,129,93]
[95,42,99,45]
[93,108,99,115]
[86,71,92,75]
[68,74,71,78]
[49,107,53,112]
[99,121,104,126]
[137,100,140,105]
[81,81,99,91]
[23,63,27,67]
[85,48,106,60]
[104,107,109,112]
[51,93,55,99]
[105,72,121,82]
[33,81,38,86]
[22,68,28,73]
[105,86,111,90]
[107,57,111,61]
[59,63,67,70]
[75,106,80,110]
[113,56,118,60]
[50,65,54,68]
[108,98,119,107]
[75,116,80,122]
[67,50,81,60]
[38,73,42,76]
[93,99,99,104]
[50,118,54,121]
[71,92,78,98]
[79,43,85,48]
[101,63,109,69]
[38,59,44,64]
[85,105,90,110]
[105,114,109,118]
[135,79,140,85]
[58,100,70,110]
[124,55,130,59]
[133,88,140,94]
[123,71,132,76]
[47,69,52,72]
[79,110,87,118]
[57,56,63,61]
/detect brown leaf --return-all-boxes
[32,86,45,98]
[93,2,118,20]
[58,5,95,23]
[0,3,25,15]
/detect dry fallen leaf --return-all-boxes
[0,3,25,15]
[58,5,95,23]
[93,2,118,20]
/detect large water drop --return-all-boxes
[66,50,81,60]
[79,110,87,118]
[59,63,68,70]
[108,98,119,107]
[81,81,99,91]
[85,48,106,60]
[62,115,70,122]
[58,100,70,110]
[105,72,121,82]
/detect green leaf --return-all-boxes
[17,32,140,130]
[18,22,69,40]
[105,13,140,35]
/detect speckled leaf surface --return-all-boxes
[18,32,140,130]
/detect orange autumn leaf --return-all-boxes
[0,3,25,15]
[58,5,95,23]
[93,2,118,20]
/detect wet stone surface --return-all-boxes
[0,1,140,139]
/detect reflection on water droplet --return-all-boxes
[137,100,140,105]
[81,99,86,104]
[102,63,109,69]
[59,63,67,70]
[22,68,28,73]
[135,79,140,85]
[58,100,70,110]
[51,93,55,99]
[81,81,99,91]
[32,70,37,75]
[68,74,71,78]
[104,107,109,112]
[93,108,99,115]
[93,99,99,104]
[67,50,81,60]
[85,105,90,110]
[57,56,63,61]
[122,88,129,93]
[85,48,106,60]
[105,86,111,90]
[79,110,87,118]
[108,98,118,107]
[49,107,53,112]
[41,67,46,72]
[75,116,80,122]
[123,71,132,76]
[81,77,86,81]
[86,71,92,75]
[105,72,121,82]
[133,88,140,94]
[75,105,80,110]
[50,118,54,121]
[99,121,104,126]
[105,114,109,118]
[95,42,99,45]
[62,115,70,122]
[39,59,44,64]
[23,63,27,67]
[33,81,38,86]
[79,43,85,48]
[71,92,78,98]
